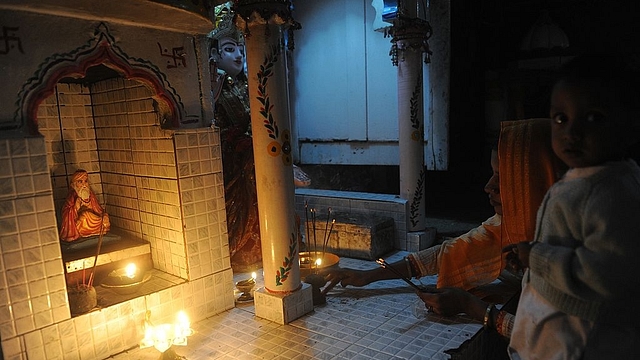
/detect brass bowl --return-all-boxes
[101,270,151,295]
[299,251,340,277]
[235,279,256,294]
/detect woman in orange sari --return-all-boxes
[323,118,566,291]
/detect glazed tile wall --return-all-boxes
[92,78,175,255]
[1,269,234,360]
[174,129,229,281]
[37,83,104,225]
[0,137,71,352]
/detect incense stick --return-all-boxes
[322,207,331,250]
[304,201,310,252]
[311,209,318,272]
[88,205,107,288]
[375,258,423,292]
[311,209,317,253]
[322,219,335,261]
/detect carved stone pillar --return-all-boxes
[386,4,433,240]
[234,0,312,324]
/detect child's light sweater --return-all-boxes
[528,159,640,325]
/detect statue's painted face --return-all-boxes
[72,176,91,201]
[216,37,245,77]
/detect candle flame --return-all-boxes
[176,311,191,334]
[315,258,322,267]
[139,310,193,353]
[174,311,192,344]
[152,324,172,353]
[251,272,257,281]
[125,263,137,278]
[177,311,189,325]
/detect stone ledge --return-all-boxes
[307,211,395,260]
[295,188,409,251]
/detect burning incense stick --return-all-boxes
[376,258,423,292]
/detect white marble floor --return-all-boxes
[108,251,483,360]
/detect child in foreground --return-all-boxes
[419,54,640,359]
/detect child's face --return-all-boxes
[550,79,630,168]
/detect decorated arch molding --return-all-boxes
[15,23,185,135]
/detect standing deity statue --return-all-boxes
[59,169,110,242]
[209,2,310,271]
[209,3,261,271]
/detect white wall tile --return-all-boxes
[14,316,35,334]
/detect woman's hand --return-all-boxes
[320,259,413,293]
[321,267,372,289]
[502,241,533,270]
[416,287,484,318]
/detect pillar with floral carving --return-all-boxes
[234,0,301,293]
[387,6,432,233]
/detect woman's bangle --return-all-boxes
[483,303,495,329]
[495,309,507,336]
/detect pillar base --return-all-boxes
[406,228,436,252]
[254,282,313,324]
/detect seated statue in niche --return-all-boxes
[209,2,310,271]
[59,169,110,242]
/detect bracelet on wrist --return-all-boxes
[495,309,507,336]
[483,303,495,329]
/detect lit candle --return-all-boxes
[125,263,137,279]
[139,310,193,354]
[140,325,155,349]
[152,324,172,353]
[175,311,192,339]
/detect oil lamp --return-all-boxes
[101,262,150,295]
[235,272,256,302]
[124,263,137,278]
[140,310,193,360]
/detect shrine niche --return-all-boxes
[11,21,224,285]
[0,4,234,357]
